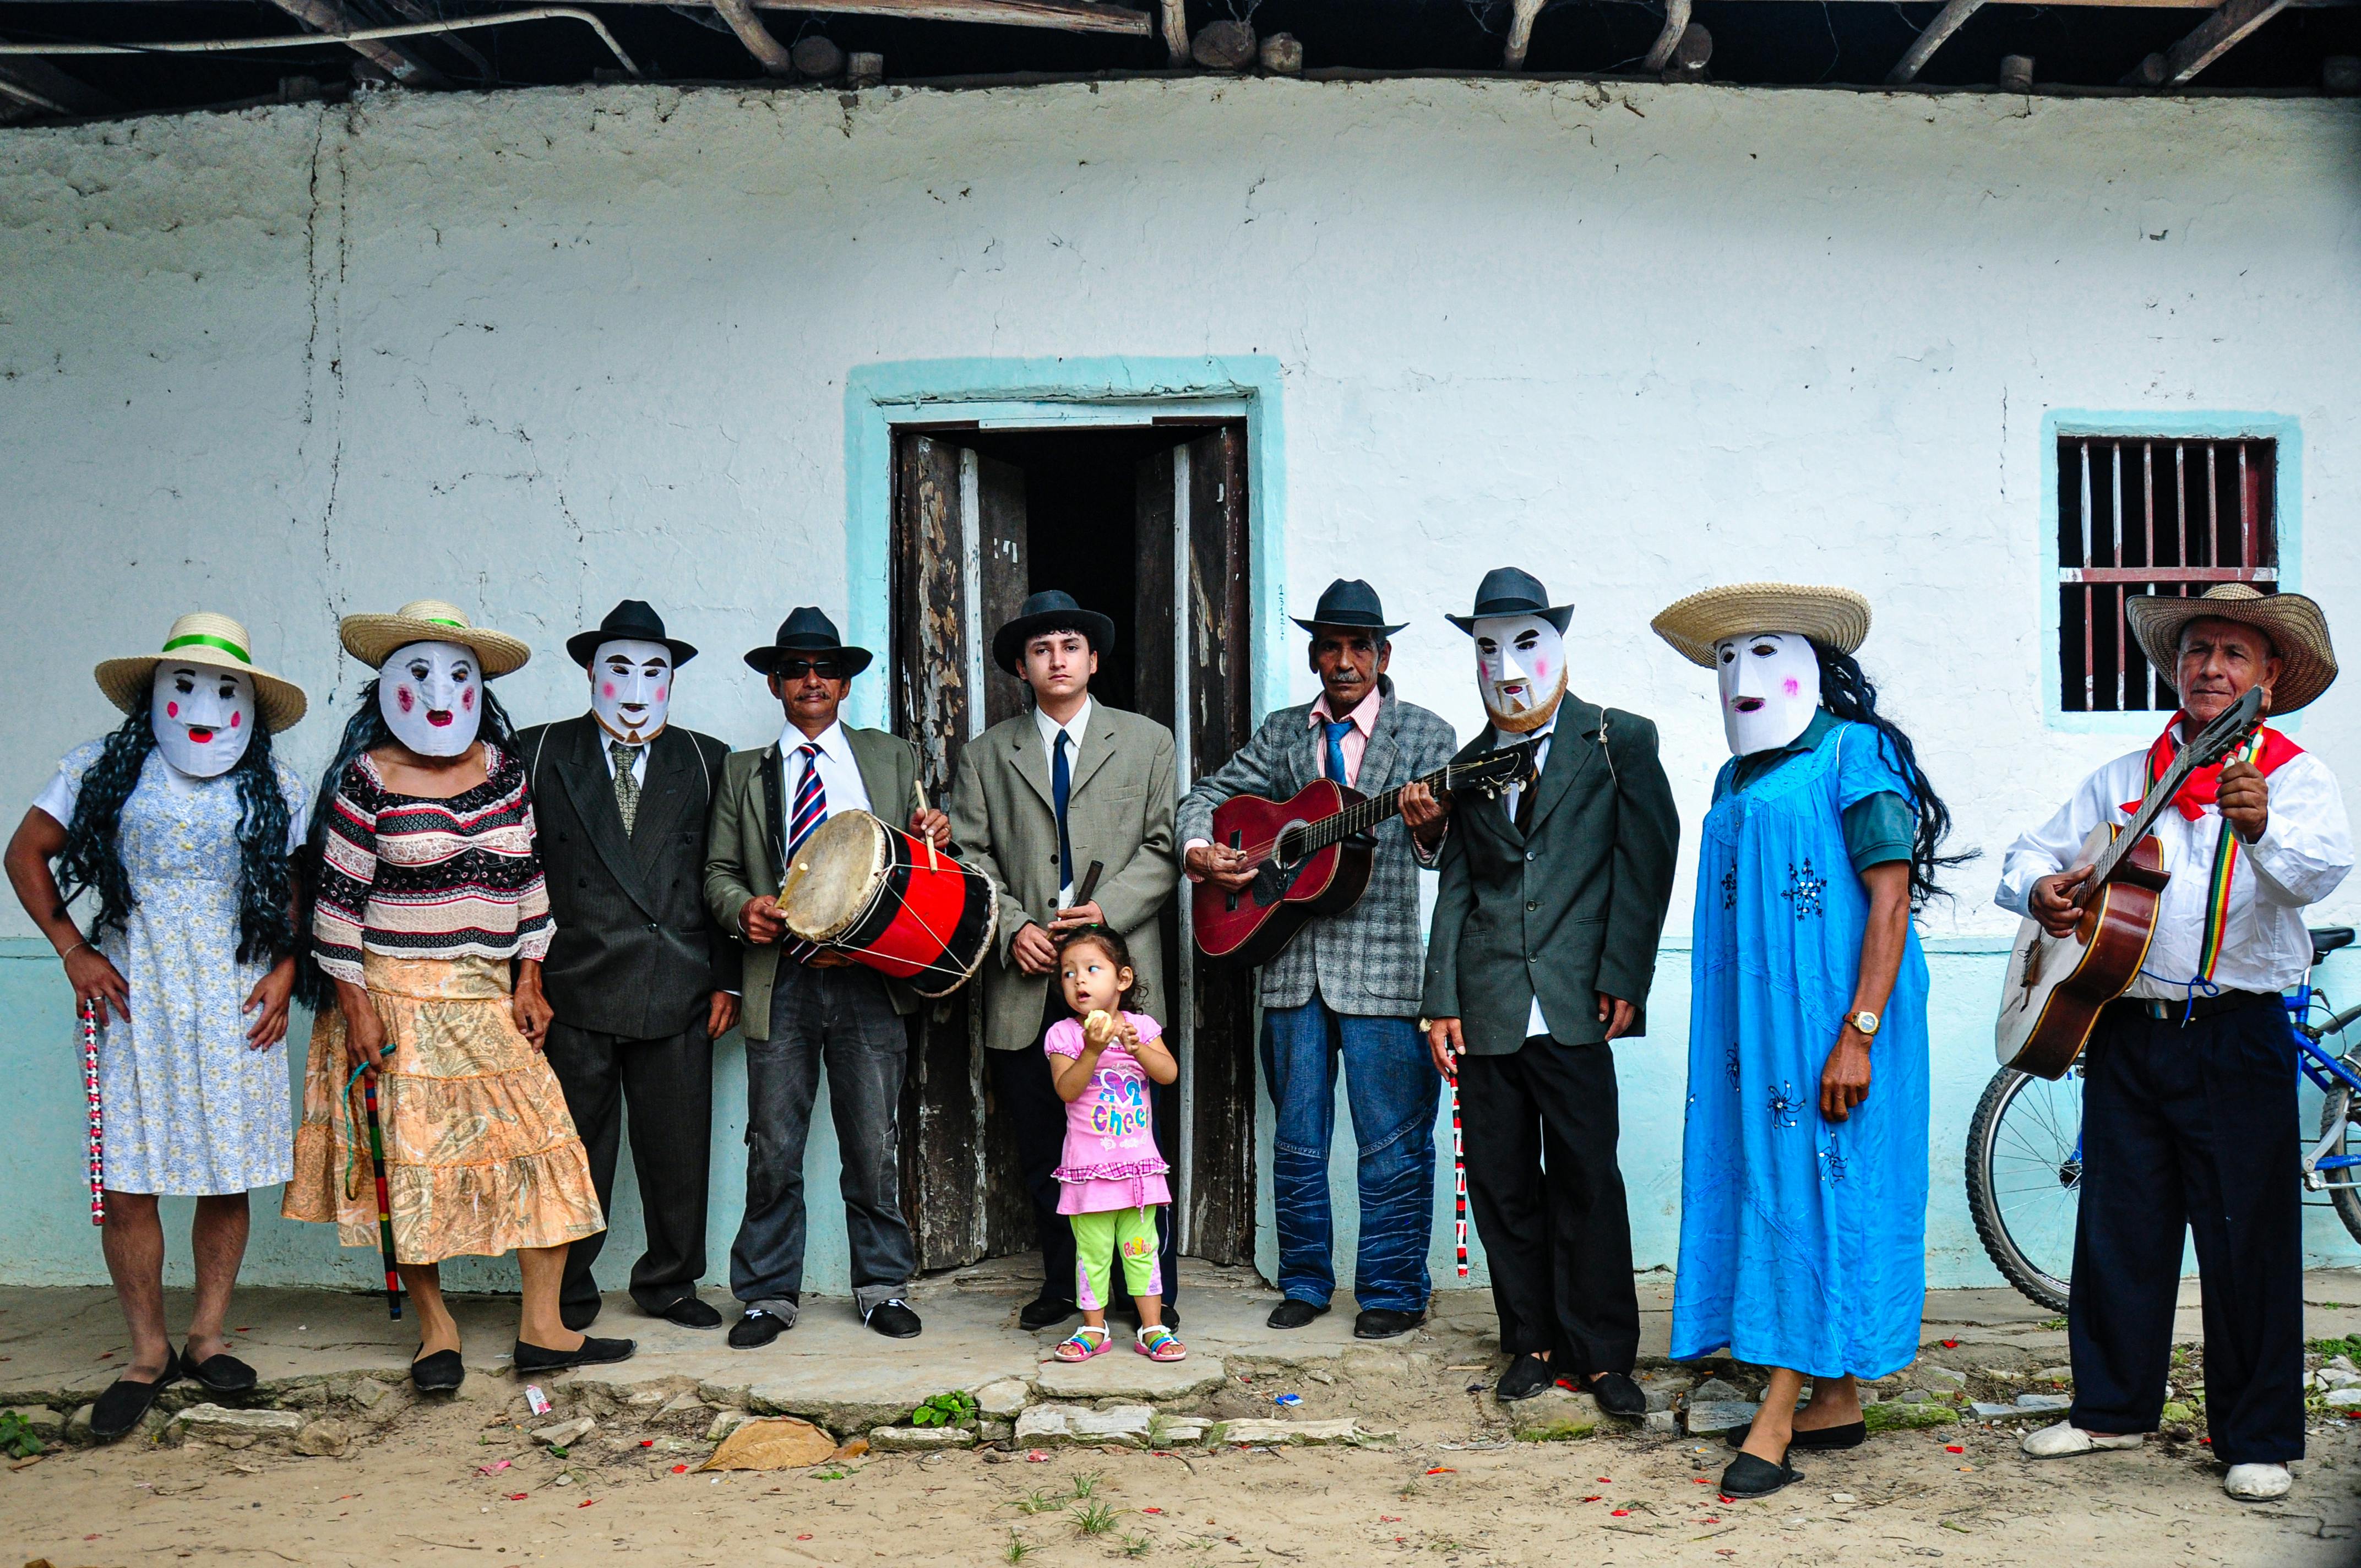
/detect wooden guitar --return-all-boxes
[1994,685,2266,1079]
[1193,742,1536,967]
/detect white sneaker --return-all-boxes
[2223,1463,2291,1501]
[2021,1420,2143,1458]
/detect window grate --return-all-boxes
[2057,435,2277,713]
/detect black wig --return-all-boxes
[1812,644,1976,911]
[56,708,298,965]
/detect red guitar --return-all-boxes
[1193,743,1536,967]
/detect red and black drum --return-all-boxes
[781,810,997,998]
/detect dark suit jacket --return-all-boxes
[518,715,740,1041]
[703,725,927,1040]
[1418,698,1681,1056]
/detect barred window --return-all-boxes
[2057,435,2278,713]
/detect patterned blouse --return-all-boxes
[312,743,553,987]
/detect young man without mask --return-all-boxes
[1420,568,1679,1422]
[516,601,741,1333]
[4,614,309,1442]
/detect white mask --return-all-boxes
[378,640,482,757]
[1716,630,1823,756]
[1472,614,1569,734]
[589,638,673,745]
[149,664,255,778]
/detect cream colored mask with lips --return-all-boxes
[1716,630,1823,756]
[379,640,481,757]
[589,638,672,745]
[149,663,255,777]
[1472,614,1569,734]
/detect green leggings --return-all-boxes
[1069,1206,1164,1311]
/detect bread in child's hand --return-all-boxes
[1082,1009,1117,1047]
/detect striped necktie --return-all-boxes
[786,742,825,963]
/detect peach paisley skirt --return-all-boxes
[283,954,604,1264]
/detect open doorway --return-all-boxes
[888,420,1258,1273]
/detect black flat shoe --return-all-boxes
[1019,1294,1079,1332]
[864,1300,922,1339]
[181,1347,257,1395]
[1495,1353,1556,1403]
[1354,1308,1424,1340]
[559,1298,602,1332]
[1723,1419,1867,1452]
[1718,1450,1804,1498]
[1266,1299,1329,1331]
[729,1308,790,1349]
[512,1335,636,1374]
[1586,1370,1649,1417]
[651,1296,723,1330]
[88,1352,181,1441]
[410,1348,465,1393]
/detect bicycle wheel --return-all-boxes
[2315,1055,2361,1246]
[1965,1065,2081,1314]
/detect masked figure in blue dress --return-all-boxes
[1650,583,1966,1500]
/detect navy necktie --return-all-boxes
[1052,730,1075,906]
[1323,719,1354,785]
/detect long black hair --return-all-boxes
[292,677,522,1010]
[56,708,298,964]
[1813,643,1976,911]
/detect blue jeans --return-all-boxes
[1260,997,1439,1314]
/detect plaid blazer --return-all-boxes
[1177,680,1457,1016]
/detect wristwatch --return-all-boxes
[1846,1010,1881,1038]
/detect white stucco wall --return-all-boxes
[2,75,2357,1293]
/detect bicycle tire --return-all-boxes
[2316,1057,2361,1247]
[1966,1066,2074,1315]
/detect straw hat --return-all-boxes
[338,598,532,678]
[1650,582,1873,669]
[94,612,308,732]
[2125,583,2337,715]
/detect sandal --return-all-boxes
[1135,1325,1187,1363]
[1053,1326,1113,1363]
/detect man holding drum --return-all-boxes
[704,607,950,1348]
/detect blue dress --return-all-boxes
[1671,720,1930,1379]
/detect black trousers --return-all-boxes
[986,987,1178,1310]
[1458,1034,1639,1374]
[544,1016,714,1317]
[2069,997,2305,1465]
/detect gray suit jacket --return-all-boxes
[1419,699,1681,1056]
[703,725,926,1041]
[947,704,1179,1055]
[1176,680,1457,1016]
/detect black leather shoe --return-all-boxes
[1495,1353,1556,1402]
[1586,1370,1649,1417]
[1718,1449,1803,1498]
[88,1353,181,1441]
[410,1348,465,1393]
[181,1347,257,1395]
[864,1300,922,1340]
[512,1335,636,1374]
[1019,1294,1079,1332]
[729,1308,790,1349]
[652,1296,724,1330]
[1266,1299,1329,1331]
[559,1297,602,1332]
[1354,1308,1424,1340]
[1723,1419,1866,1452]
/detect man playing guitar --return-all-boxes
[1996,585,2348,1503]
[1179,579,1456,1340]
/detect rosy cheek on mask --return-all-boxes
[396,687,415,714]
[167,701,179,718]
[656,686,667,703]
[1783,678,1800,696]
[601,683,616,699]
[462,688,475,712]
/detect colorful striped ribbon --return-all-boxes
[346,1061,403,1319]
[2144,728,2268,983]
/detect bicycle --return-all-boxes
[1965,923,2361,1314]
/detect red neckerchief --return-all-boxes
[2131,711,2302,820]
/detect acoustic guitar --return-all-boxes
[1994,685,2267,1079]
[1193,742,1536,967]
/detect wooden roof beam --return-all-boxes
[1886,0,1985,83]
[2123,0,2292,83]
[1503,0,1543,68]
[711,0,795,74]
[0,52,118,121]
[1642,0,1693,70]
[265,0,448,86]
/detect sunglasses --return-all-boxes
[776,659,845,681]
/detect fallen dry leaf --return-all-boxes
[700,1417,837,1472]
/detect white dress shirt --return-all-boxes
[1502,713,1559,1039]
[597,726,652,787]
[1995,724,2353,999]
[1035,696,1094,907]
[779,719,872,829]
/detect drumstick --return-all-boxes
[81,999,105,1227]
[914,781,939,872]
[780,859,812,906]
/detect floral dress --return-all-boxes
[35,742,308,1195]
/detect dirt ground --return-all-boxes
[9,1344,2360,1568]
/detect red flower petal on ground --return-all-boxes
[1941,1340,1959,1348]
[671,1464,688,1474]
[576,1500,596,1509]
[507,1493,527,1501]
[1946,1445,1964,1453]
[1611,1509,1630,1517]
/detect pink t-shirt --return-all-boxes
[1044,1010,1173,1216]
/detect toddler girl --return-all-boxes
[1043,926,1183,1363]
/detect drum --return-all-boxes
[781,810,997,998]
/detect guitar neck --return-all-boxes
[2088,712,2262,888]
[1289,760,1462,855]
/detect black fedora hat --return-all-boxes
[992,590,1117,677]
[743,606,875,678]
[1291,578,1408,639]
[1445,567,1575,635]
[566,599,700,668]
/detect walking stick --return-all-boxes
[81,999,105,1226]
[1449,1069,1468,1279]
[349,1061,402,1319]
